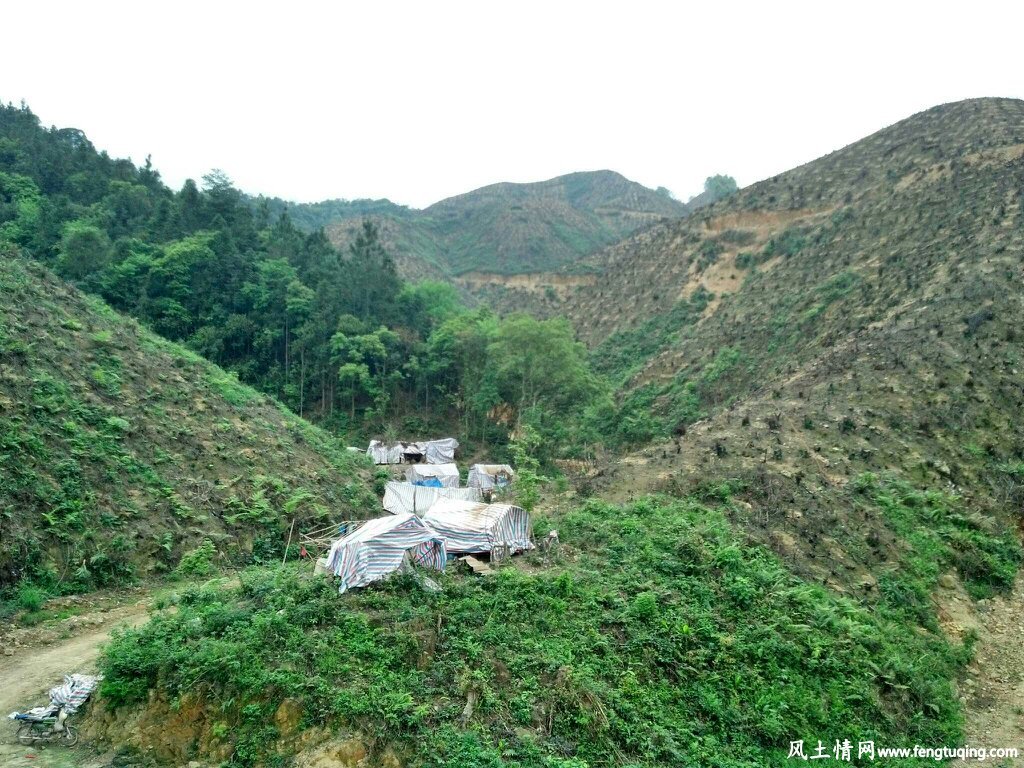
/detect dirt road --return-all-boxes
[0,601,149,716]
[0,598,150,768]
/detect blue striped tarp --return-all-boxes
[326,512,446,593]
[423,499,534,555]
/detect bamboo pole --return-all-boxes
[282,517,296,566]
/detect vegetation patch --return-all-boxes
[592,288,712,386]
[102,495,976,767]
[0,255,374,601]
[853,473,1021,607]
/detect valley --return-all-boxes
[1,96,1023,767]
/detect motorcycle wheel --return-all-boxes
[63,724,79,747]
[16,723,37,745]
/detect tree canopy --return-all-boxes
[703,174,739,203]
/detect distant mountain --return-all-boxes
[250,195,412,232]
[317,170,689,279]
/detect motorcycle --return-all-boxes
[12,706,78,747]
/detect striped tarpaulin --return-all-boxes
[405,463,460,488]
[423,498,534,555]
[382,482,484,515]
[367,438,459,465]
[326,512,446,593]
[48,674,100,714]
[467,464,516,489]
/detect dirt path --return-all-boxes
[0,601,149,716]
[945,573,1024,766]
[0,598,151,768]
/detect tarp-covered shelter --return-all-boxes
[423,498,533,555]
[325,513,446,593]
[423,438,458,464]
[367,438,459,465]
[406,463,460,488]
[382,481,483,515]
[367,440,404,464]
[467,464,516,490]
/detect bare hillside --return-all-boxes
[489,99,1024,592]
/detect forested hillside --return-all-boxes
[0,102,618,460]
[250,194,412,233]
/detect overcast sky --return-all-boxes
[3,1,1022,208]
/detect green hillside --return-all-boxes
[250,194,413,233]
[93,493,988,766]
[0,254,376,591]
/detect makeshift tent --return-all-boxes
[367,438,459,465]
[325,513,446,593]
[406,463,460,488]
[367,440,404,464]
[423,437,459,464]
[467,464,516,490]
[424,498,533,555]
[382,481,483,515]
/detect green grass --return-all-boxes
[100,494,982,767]
[206,369,259,407]
[15,582,46,611]
[592,289,712,387]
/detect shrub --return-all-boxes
[16,582,47,612]
[99,493,997,767]
[175,539,217,577]
[717,228,756,246]
[734,251,758,269]
[763,228,807,258]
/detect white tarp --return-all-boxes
[367,440,404,464]
[467,464,516,490]
[423,437,459,464]
[406,463,460,488]
[382,481,483,515]
[423,498,533,555]
[367,438,460,465]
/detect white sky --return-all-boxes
[3,1,1022,208]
